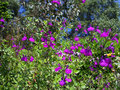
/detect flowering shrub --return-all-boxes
[0,0,120,90]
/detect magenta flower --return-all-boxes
[70,46,76,50]
[75,28,78,31]
[55,64,62,72]
[64,49,69,54]
[65,68,72,74]
[59,80,66,86]
[65,78,72,82]
[43,43,48,48]
[62,55,66,60]
[100,32,109,37]
[22,35,27,41]
[84,29,87,34]
[99,59,108,67]
[56,51,62,57]
[50,36,55,41]
[81,48,92,56]
[69,56,72,61]
[48,30,52,34]
[89,66,94,71]
[51,0,60,5]
[96,29,101,34]
[108,64,113,69]
[111,34,119,44]
[87,26,94,31]
[77,24,82,29]
[21,55,28,62]
[74,36,79,41]
[0,18,5,23]
[44,33,48,37]
[40,29,44,32]
[80,48,85,54]
[82,0,86,3]
[60,27,63,30]
[30,56,34,62]
[48,22,53,26]
[94,61,98,65]
[12,44,17,48]
[29,37,35,42]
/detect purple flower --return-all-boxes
[108,64,113,69]
[82,0,86,3]
[75,28,78,31]
[62,55,66,60]
[111,34,119,44]
[43,43,48,48]
[50,36,55,41]
[59,80,66,86]
[12,44,17,48]
[48,30,52,34]
[44,33,48,37]
[41,37,45,42]
[40,29,44,32]
[70,46,76,50]
[77,24,82,29]
[22,35,27,41]
[100,32,109,37]
[29,37,35,42]
[92,36,98,43]
[0,18,5,23]
[30,56,34,62]
[99,59,108,67]
[65,78,72,82]
[87,26,94,31]
[74,36,79,41]
[60,27,63,30]
[96,29,101,34]
[69,56,72,61]
[84,48,92,56]
[89,66,94,71]
[48,22,53,26]
[55,64,62,72]
[21,55,28,62]
[51,0,60,5]
[94,61,98,65]
[80,48,85,54]
[84,29,87,34]
[65,68,72,74]
[64,49,69,54]
[56,51,62,57]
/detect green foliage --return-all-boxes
[0,1,13,20]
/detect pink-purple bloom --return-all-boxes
[48,22,53,26]
[70,46,76,50]
[65,68,72,74]
[22,35,27,41]
[84,29,87,34]
[87,26,94,31]
[0,18,5,23]
[59,80,66,86]
[51,0,61,5]
[29,37,35,42]
[30,56,34,62]
[55,64,62,72]
[50,36,55,41]
[82,0,86,3]
[77,24,82,29]
[74,36,79,41]
[111,34,119,44]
